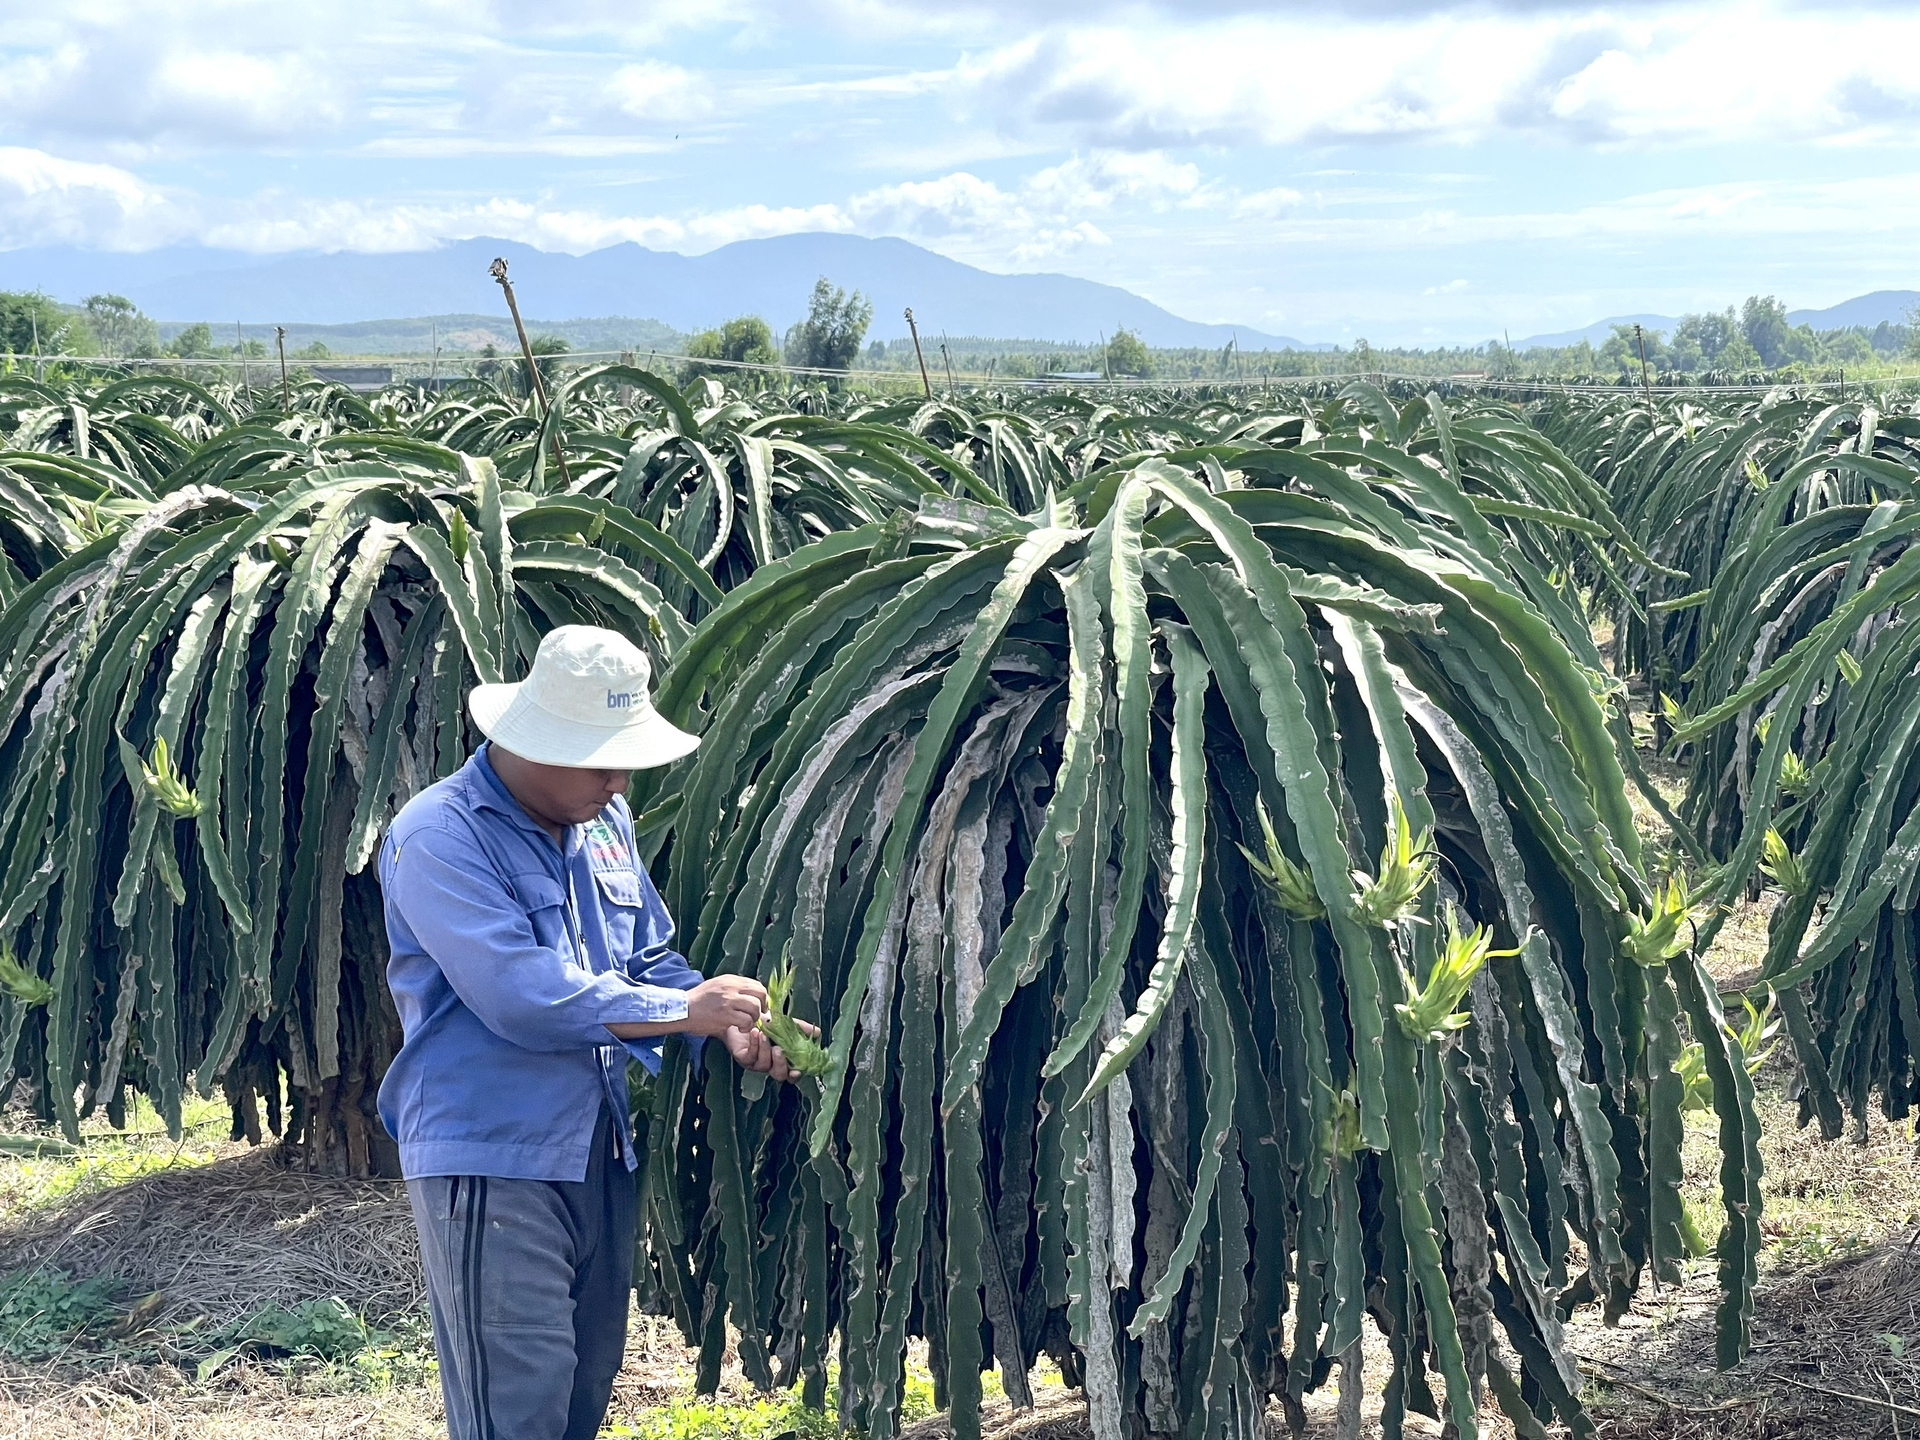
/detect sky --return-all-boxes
[0,0,1915,345]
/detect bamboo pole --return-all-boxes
[904,308,932,398]
[1634,323,1656,421]
[489,257,571,487]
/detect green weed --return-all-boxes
[604,1392,838,1440]
[0,1267,121,1359]
[231,1296,372,1359]
[0,1090,236,1216]
[605,1360,940,1440]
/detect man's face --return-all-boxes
[523,761,633,827]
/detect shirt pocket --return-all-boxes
[592,866,641,965]
[505,872,573,957]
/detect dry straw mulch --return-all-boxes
[0,1145,421,1330]
[3,1119,1919,1438]
[1576,1231,1920,1440]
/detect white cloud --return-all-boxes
[952,5,1920,150]
[834,152,1197,260]
[198,196,854,255]
[605,60,715,124]
[0,135,1227,262]
[1233,186,1303,220]
[0,33,339,151]
[0,146,188,249]
[7,1,1920,166]
[9,134,1919,276]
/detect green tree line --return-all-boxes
[7,283,1912,389]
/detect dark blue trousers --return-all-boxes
[406,1106,637,1440]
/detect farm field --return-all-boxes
[1,365,1919,1439]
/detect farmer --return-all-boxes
[377,624,809,1440]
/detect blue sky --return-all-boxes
[0,0,1915,344]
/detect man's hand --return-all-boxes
[682,975,767,1038]
[723,1019,821,1084]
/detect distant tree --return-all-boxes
[1869,320,1908,357]
[865,338,888,368]
[167,322,216,359]
[1600,324,1667,373]
[528,334,571,389]
[0,291,83,357]
[1668,309,1731,371]
[783,278,873,373]
[1741,295,1794,368]
[1821,329,1874,367]
[683,316,778,380]
[1104,328,1151,377]
[1715,332,1764,374]
[84,294,158,359]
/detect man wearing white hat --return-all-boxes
[377,625,807,1440]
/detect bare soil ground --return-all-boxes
[9,1028,1915,1440]
[4,697,1918,1437]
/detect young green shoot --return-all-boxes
[1624,872,1705,968]
[1759,827,1810,897]
[1676,990,1780,1113]
[759,960,832,1078]
[1394,905,1520,1045]
[0,938,53,1007]
[1778,748,1812,798]
[1350,793,1436,929]
[141,737,201,819]
[1236,796,1324,920]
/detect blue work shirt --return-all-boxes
[376,743,701,1182]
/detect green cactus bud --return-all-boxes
[1759,827,1809,897]
[141,736,202,819]
[1236,796,1324,920]
[1624,873,1703,967]
[1350,792,1436,929]
[758,961,832,1078]
[0,939,52,1007]
[1393,904,1520,1045]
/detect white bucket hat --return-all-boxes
[469,625,700,770]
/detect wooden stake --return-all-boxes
[276,326,289,411]
[904,308,932,397]
[940,337,956,395]
[237,322,249,399]
[1634,323,1655,418]
[489,257,570,486]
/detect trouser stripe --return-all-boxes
[460,1176,496,1440]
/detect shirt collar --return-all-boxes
[469,742,522,818]
[471,743,579,853]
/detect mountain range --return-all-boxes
[1517,291,1918,349]
[1,232,1907,354]
[0,234,1310,352]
